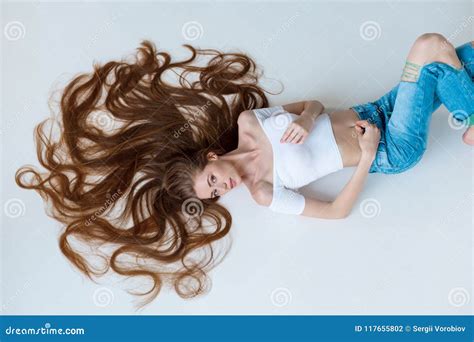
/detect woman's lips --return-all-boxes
[230,177,235,189]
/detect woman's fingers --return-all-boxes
[281,122,310,144]
[287,128,301,143]
[295,134,304,144]
[356,121,379,134]
[281,124,299,143]
[280,126,295,143]
[281,125,306,144]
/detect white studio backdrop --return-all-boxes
[1,0,472,315]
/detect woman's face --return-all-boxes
[193,153,241,199]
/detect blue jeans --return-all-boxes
[350,42,474,174]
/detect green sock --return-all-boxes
[469,115,474,126]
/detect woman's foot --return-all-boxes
[462,126,474,145]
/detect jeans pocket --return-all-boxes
[372,138,425,174]
[371,149,396,174]
[393,141,426,172]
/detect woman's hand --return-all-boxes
[354,120,380,160]
[280,115,314,144]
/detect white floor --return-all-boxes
[1,0,472,315]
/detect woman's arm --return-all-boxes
[280,100,325,144]
[301,120,380,219]
[301,154,374,219]
[253,156,371,218]
[282,100,325,121]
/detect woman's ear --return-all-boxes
[206,151,218,160]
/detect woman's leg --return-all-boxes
[454,41,474,144]
[400,34,473,121]
[364,39,473,129]
[384,33,474,169]
[432,40,474,123]
[455,41,474,81]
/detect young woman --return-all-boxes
[193,34,474,218]
[16,33,473,306]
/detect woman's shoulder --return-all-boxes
[237,109,256,125]
[237,109,261,139]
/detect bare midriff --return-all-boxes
[328,109,364,168]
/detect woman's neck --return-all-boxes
[220,146,262,182]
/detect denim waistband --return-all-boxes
[350,102,386,129]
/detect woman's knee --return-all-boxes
[402,33,462,81]
[411,33,455,58]
[414,33,447,49]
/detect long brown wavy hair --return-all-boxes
[15,40,270,307]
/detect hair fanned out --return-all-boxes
[15,40,270,307]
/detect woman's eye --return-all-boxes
[213,189,218,197]
[211,175,217,183]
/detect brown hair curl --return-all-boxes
[15,40,270,307]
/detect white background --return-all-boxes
[1,0,472,315]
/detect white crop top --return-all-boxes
[253,105,344,215]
